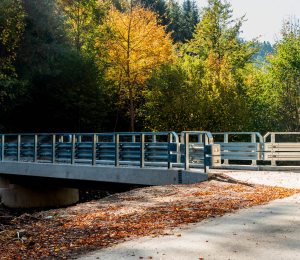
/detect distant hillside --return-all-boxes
[252,41,276,63]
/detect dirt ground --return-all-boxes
[0,174,299,259]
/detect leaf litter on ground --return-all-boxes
[0,173,299,259]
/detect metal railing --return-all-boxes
[4,131,300,170]
[212,132,263,166]
[263,132,300,166]
[0,132,223,173]
[181,131,220,171]
[0,132,180,169]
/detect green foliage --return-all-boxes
[186,0,258,69]
[164,0,198,44]
[2,51,107,133]
[60,0,109,53]
[143,62,196,132]
[32,52,107,133]
[139,0,169,26]
[2,0,300,136]
[181,0,198,42]
[0,0,26,80]
[263,18,300,132]
[17,0,68,77]
[144,0,259,133]
[165,0,183,43]
[0,0,26,112]
[0,0,108,133]
[252,41,276,63]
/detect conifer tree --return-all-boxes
[181,0,199,42]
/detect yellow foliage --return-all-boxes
[95,4,175,130]
[101,4,175,84]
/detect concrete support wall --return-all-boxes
[182,171,208,184]
[0,175,79,208]
[1,186,79,208]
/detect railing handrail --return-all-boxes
[0,132,178,137]
[264,132,300,142]
[213,132,263,143]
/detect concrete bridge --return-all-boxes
[0,132,217,208]
[1,131,300,208]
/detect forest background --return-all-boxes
[0,0,298,134]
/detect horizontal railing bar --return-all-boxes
[0,132,177,137]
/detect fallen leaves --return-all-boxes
[0,175,299,259]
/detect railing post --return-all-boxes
[271,133,275,143]
[1,135,4,161]
[204,134,210,173]
[184,133,189,170]
[78,135,81,142]
[52,135,56,164]
[271,133,276,166]
[115,134,119,167]
[33,135,37,163]
[168,133,173,169]
[198,134,202,143]
[251,133,257,166]
[132,135,136,143]
[17,135,21,162]
[224,134,228,165]
[59,135,63,143]
[92,134,96,166]
[251,133,256,143]
[71,134,75,165]
[205,134,209,145]
[152,135,156,143]
[140,134,145,168]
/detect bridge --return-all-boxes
[1,131,300,208]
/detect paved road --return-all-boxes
[78,171,300,260]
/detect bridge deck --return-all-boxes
[0,161,207,188]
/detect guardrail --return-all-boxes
[263,132,300,166]
[0,132,222,173]
[0,133,179,168]
[169,131,221,172]
[212,132,263,166]
[3,131,300,171]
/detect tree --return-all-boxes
[144,0,259,132]
[252,41,276,64]
[139,0,169,26]
[59,0,108,53]
[186,0,257,68]
[143,62,198,132]
[165,0,183,43]
[264,18,300,132]
[184,0,258,131]
[0,0,26,115]
[0,0,25,81]
[0,0,109,133]
[164,0,199,44]
[16,0,68,77]
[96,4,175,131]
[181,0,198,42]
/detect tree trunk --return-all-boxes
[129,85,134,132]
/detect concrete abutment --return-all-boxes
[0,176,79,208]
